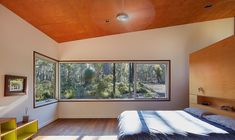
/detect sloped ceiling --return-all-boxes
[1,0,235,42]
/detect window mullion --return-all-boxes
[113,63,116,98]
[133,63,137,99]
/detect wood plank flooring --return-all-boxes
[33,119,118,140]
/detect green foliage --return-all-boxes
[35,58,56,102]
[59,63,167,99]
[100,91,110,98]
[117,82,129,94]
[155,65,163,76]
[114,91,122,98]
[63,89,76,99]
[83,67,96,83]
[136,82,150,94]
[144,92,153,98]
[96,75,113,98]
[36,80,54,102]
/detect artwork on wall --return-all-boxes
[4,75,27,96]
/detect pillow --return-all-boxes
[204,115,235,131]
[184,107,212,117]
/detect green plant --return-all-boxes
[63,89,75,99]
[118,82,129,94]
[83,67,96,84]
[137,87,149,93]
[114,91,122,98]
[144,92,153,98]
[100,91,109,98]
[94,75,113,98]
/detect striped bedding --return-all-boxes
[118,110,235,140]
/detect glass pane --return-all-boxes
[35,58,56,102]
[60,63,114,99]
[136,63,168,99]
[60,62,169,100]
[114,63,133,98]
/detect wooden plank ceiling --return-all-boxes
[1,0,235,43]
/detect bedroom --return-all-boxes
[0,0,235,140]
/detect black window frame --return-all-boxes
[58,60,171,102]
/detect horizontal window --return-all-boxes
[59,61,170,101]
[34,52,58,107]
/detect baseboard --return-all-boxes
[58,116,117,119]
[39,117,58,129]
[58,117,117,119]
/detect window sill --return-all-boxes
[34,99,58,108]
[59,98,170,102]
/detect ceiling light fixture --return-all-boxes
[116,0,129,22]
[116,12,129,21]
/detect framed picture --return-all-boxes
[4,75,27,96]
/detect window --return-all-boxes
[59,61,170,101]
[135,63,169,99]
[34,52,58,107]
[60,63,114,99]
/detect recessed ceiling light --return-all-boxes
[105,19,110,23]
[116,13,129,21]
[204,3,213,8]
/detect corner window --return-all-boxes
[59,61,170,101]
[34,52,58,107]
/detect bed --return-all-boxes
[118,109,235,140]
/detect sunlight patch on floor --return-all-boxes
[34,135,117,140]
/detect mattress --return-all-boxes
[118,110,235,140]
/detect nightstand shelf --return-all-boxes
[1,129,15,137]
[17,120,38,140]
[17,133,35,140]
[0,118,38,140]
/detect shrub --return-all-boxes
[95,75,113,98]
[83,67,96,83]
[144,92,153,98]
[63,89,75,99]
[137,87,149,93]
[100,91,109,98]
[136,82,149,93]
[118,82,129,94]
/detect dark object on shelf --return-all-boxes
[220,105,235,112]
[201,102,210,106]
[23,107,29,123]
[23,116,29,123]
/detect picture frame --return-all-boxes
[4,75,27,96]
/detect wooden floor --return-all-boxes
[33,119,118,140]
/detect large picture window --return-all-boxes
[34,52,57,107]
[59,61,170,101]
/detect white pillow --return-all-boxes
[204,115,235,131]
[184,107,212,118]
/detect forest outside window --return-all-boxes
[59,61,170,101]
[34,53,58,107]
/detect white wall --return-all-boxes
[187,18,234,53]
[0,5,58,128]
[58,18,234,118]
